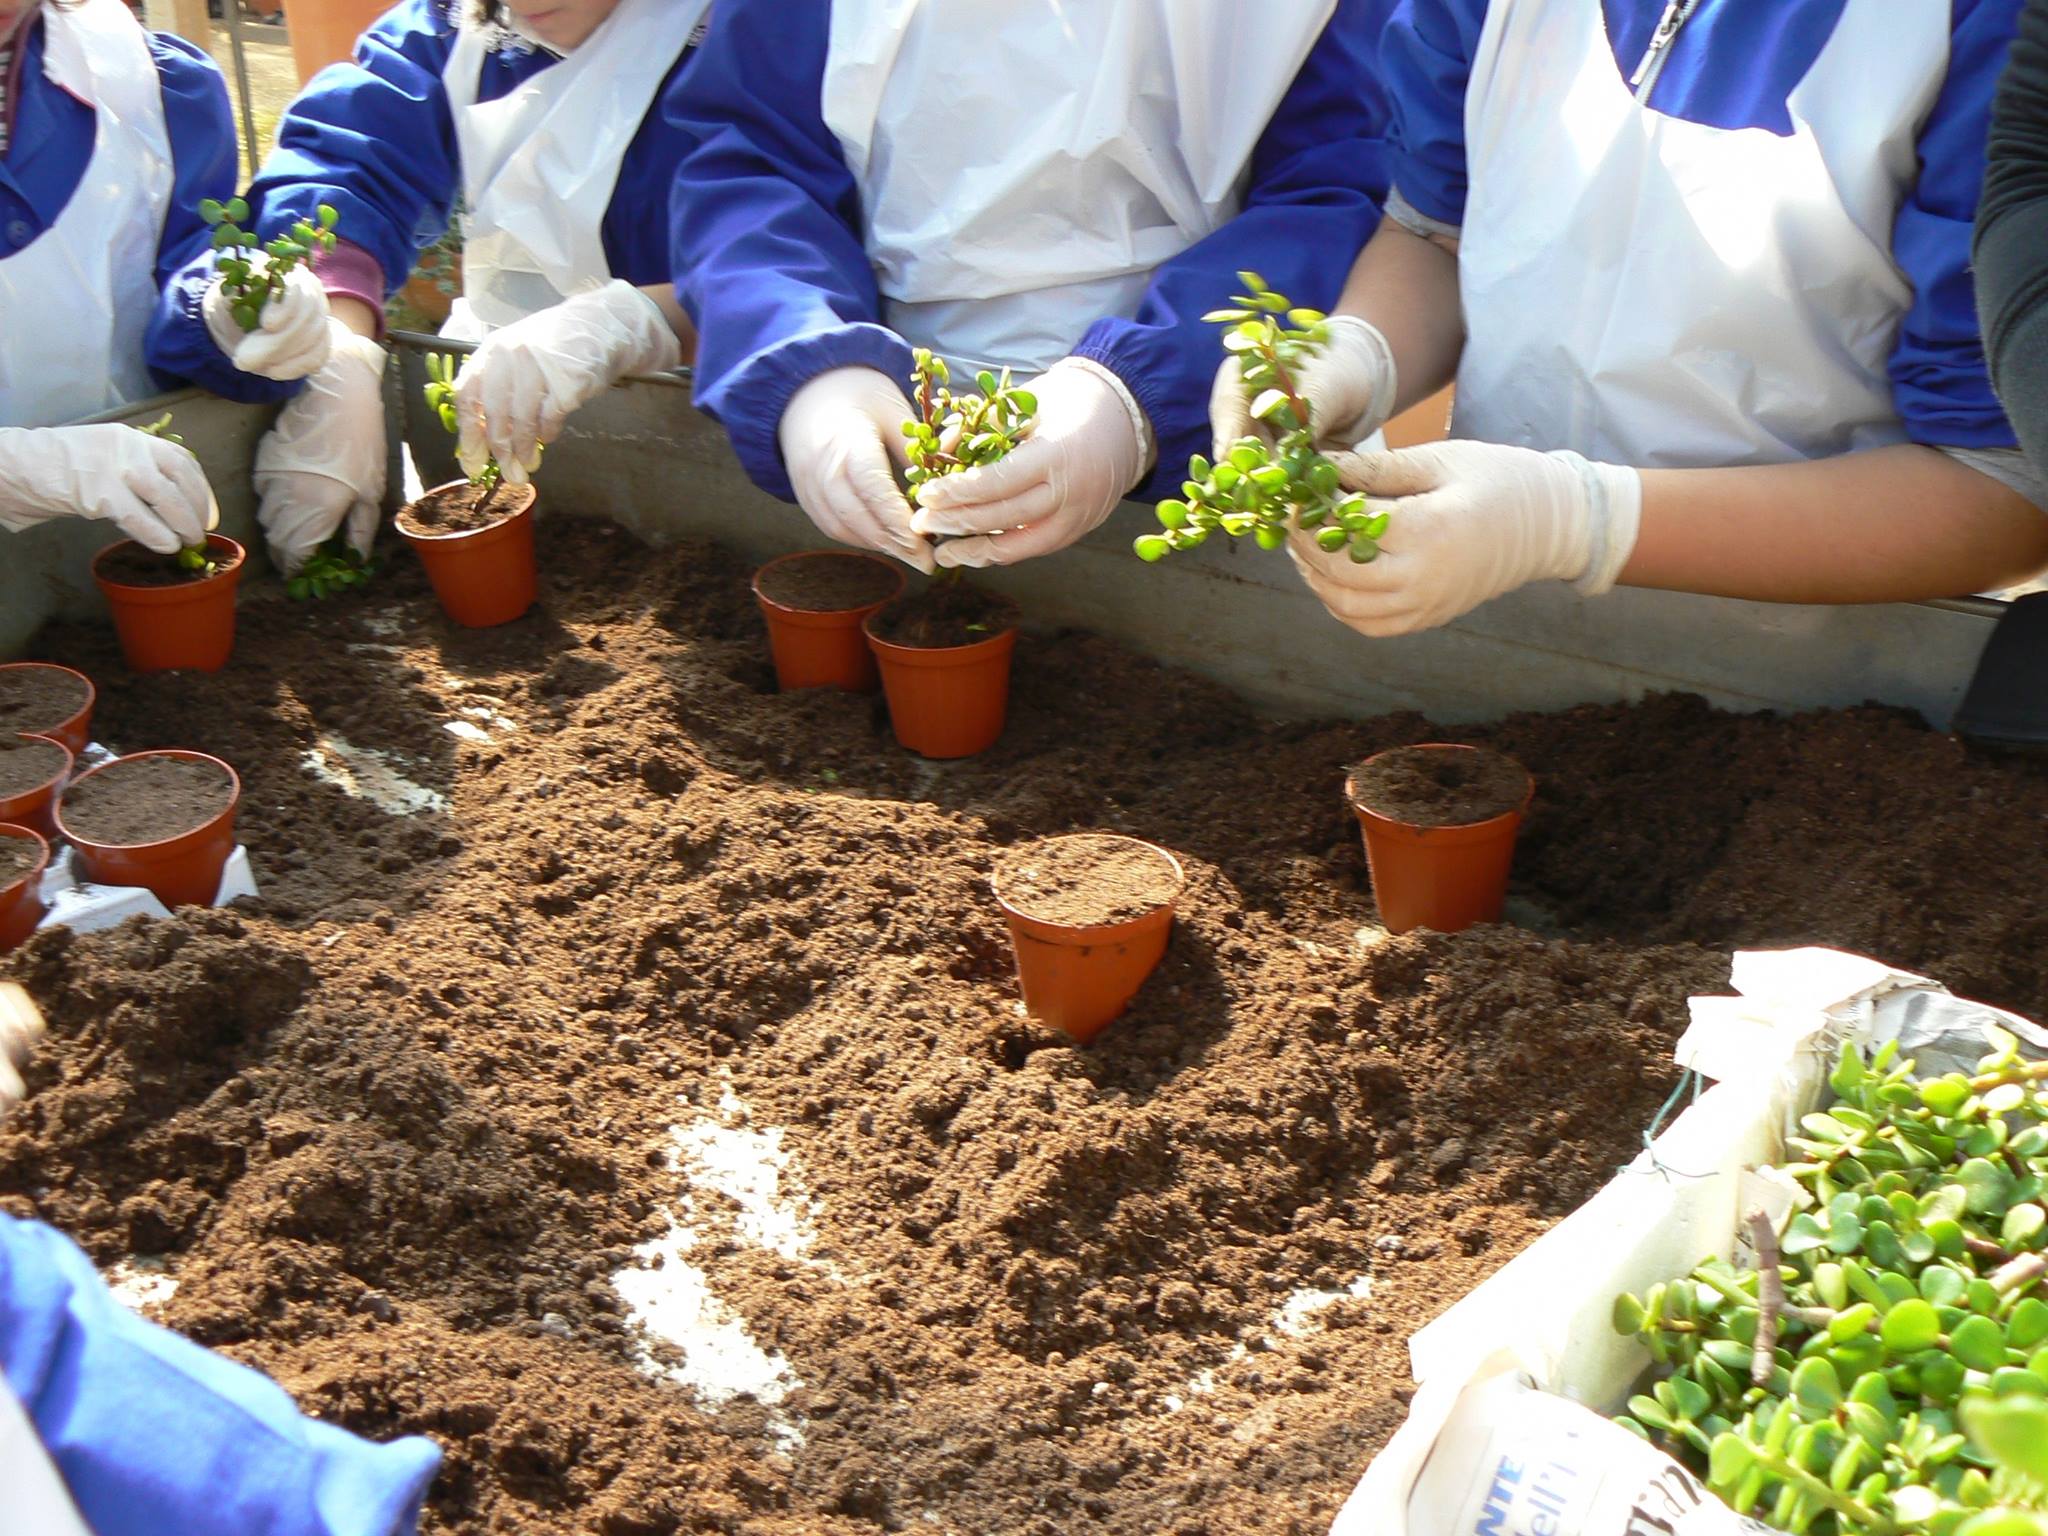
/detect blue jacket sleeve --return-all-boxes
[1072,0,1392,502]
[138,33,240,396]
[666,0,910,501]
[1381,0,1482,228]
[1888,0,2022,449]
[0,1214,441,1536]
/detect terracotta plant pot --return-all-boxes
[0,735,73,839]
[992,833,1187,1046]
[0,662,95,754]
[283,0,391,83]
[397,480,540,629]
[863,587,1018,758]
[0,824,50,954]
[752,551,905,692]
[1346,744,1533,935]
[57,750,240,909]
[93,535,245,674]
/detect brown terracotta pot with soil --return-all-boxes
[864,582,1019,758]
[0,823,49,954]
[992,832,1187,1045]
[0,663,95,754]
[397,480,539,629]
[93,535,244,674]
[56,750,240,908]
[752,551,904,693]
[0,734,73,839]
[1347,742,1532,935]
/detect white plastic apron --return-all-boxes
[0,0,173,428]
[0,1375,93,1536]
[441,0,709,340]
[823,0,1336,378]
[1450,0,1941,467]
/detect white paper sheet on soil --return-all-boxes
[300,734,449,817]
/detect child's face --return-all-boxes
[501,0,620,52]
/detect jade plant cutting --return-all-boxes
[1611,1034,2048,1536]
[287,536,373,601]
[1134,271,1386,565]
[423,351,522,491]
[901,349,1037,492]
[135,413,221,577]
[199,197,339,333]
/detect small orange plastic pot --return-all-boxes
[94,536,244,674]
[752,552,905,692]
[0,824,50,954]
[0,735,74,839]
[993,839,1186,1046]
[57,750,240,909]
[399,482,540,629]
[0,663,95,754]
[283,0,391,83]
[1347,745,1533,935]
[863,617,1017,759]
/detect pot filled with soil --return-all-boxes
[752,550,905,692]
[0,734,73,838]
[863,582,1019,758]
[1346,743,1532,935]
[0,663,95,754]
[0,824,50,954]
[397,480,539,629]
[992,832,1187,1045]
[92,535,245,674]
[56,750,240,908]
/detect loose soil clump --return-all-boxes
[756,554,900,613]
[5,513,2048,1535]
[61,756,233,845]
[0,667,89,737]
[0,735,67,798]
[1349,745,1529,827]
[996,834,1181,925]
[398,482,530,538]
[870,582,1018,648]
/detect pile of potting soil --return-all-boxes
[4,513,2047,1535]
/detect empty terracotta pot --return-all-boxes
[0,662,96,754]
[94,536,245,674]
[0,823,49,954]
[57,750,241,909]
[752,551,904,692]
[0,735,73,839]
[992,834,1186,1045]
[1347,744,1532,935]
[398,481,540,629]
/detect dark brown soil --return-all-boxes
[5,513,2048,1536]
[996,833,1183,926]
[95,540,241,589]
[756,553,902,614]
[60,756,233,846]
[870,581,1019,649]
[398,481,532,538]
[0,735,67,798]
[0,832,40,889]
[0,665,91,737]
[1348,745,1529,827]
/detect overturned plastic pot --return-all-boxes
[0,663,96,755]
[863,586,1019,759]
[57,749,240,909]
[0,734,73,839]
[0,823,50,954]
[752,550,904,692]
[992,833,1186,1045]
[398,480,539,629]
[1346,743,1532,935]
[93,535,245,674]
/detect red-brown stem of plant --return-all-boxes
[1264,345,1314,438]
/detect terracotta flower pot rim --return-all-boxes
[862,610,1019,661]
[91,534,246,596]
[398,480,539,543]
[56,749,241,854]
[0,823,51,900]
[2,733,74,804]
[992,836,1188,943]
[1345,742,1534,834]
[752,550,906,622]
[0,663,96,749]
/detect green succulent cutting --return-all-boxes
[200,197,339,334]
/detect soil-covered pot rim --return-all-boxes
[992,833,1187,937]
[862,604,1020,658]
[1,733,74,802]
[0,822,51,896]
[1346,742,1533,832]
[397,479,539,543]
[92,534,246,593]
[56,748,240,852]
[0,662,96,738]
[752,550,906,618]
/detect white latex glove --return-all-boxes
[0,982,43,1124]
[776,366,934,573]
[908,357,1151,569]
[1210,313,1399,458]
[201,254,334,381]
[1289,439,1642,637]
[0,424,217,554]
[454,280,683,488]
[252,319,388,575]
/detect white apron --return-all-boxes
[1450,0,1940,467]
[823,0,1337,378]
[441,0,710,340]
[0,0,173,427]
[0,1376,93,1536]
